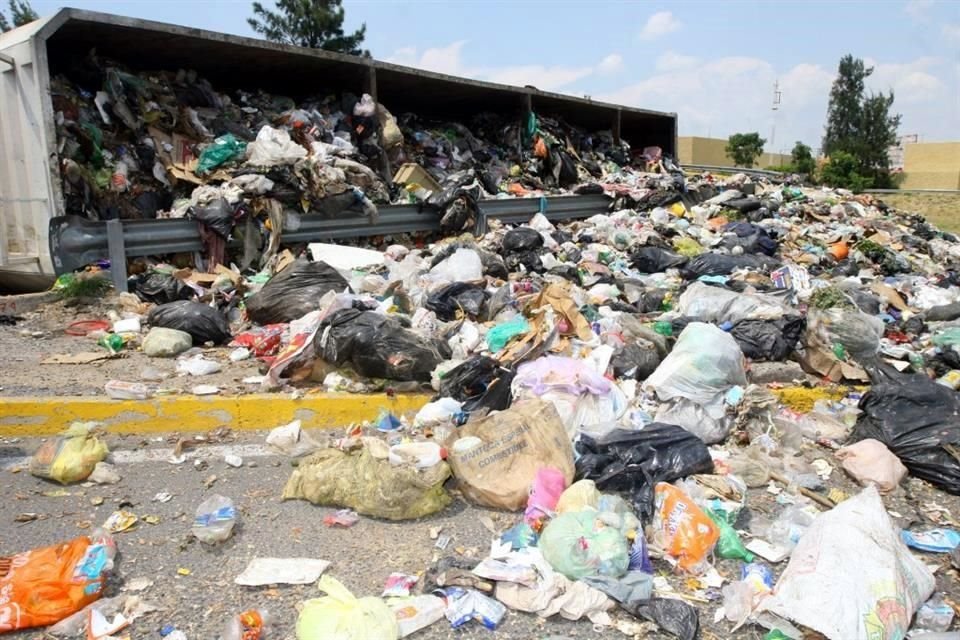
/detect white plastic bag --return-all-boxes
[677,282,791,325]
[246,125,308,167]
[644,322,746,410]
[761,486,935,640]
[430,248,483,282]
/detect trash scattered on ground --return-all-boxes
[0,531,116,632]
[234,557,330,586]
[192,494,237,544]
[16,53,960,638]
[30,423,108,484]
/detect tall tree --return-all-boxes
[822,55,869,156]
[822,54,901,188]
[248,0,368,56]
[858,92,901,188]
[0,0,39,32]
[790,141,816,175]
[725,132,766,167]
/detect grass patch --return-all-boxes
[54,273,112,299]
[878,193,960,233]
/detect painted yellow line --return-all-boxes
[0,393,433,436]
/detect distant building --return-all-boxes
[888,134,918,171]
[677,136,790,169]
[901,142,960,189]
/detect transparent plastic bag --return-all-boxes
[539,511,629,580]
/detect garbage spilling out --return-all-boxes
[9,38,960,640]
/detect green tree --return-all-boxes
[823,55,869,157]
[819,150,872,192]
[790,141,816,175]
[248,0,368,56]
[0,0,39,32]
[822,54,901,188]
[858,92,901,188]
[725,132,766,167]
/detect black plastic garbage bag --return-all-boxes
[438,355,514,413]
[502,227,544,253]
[611,342,661,380]
[192,198,235,238]
[318,308,448,382]
[427,171,482,233]
[730,316,806,361]
[246,258,349,324]
[425,282,488,321]
[620,598,699,640]
[575,424,714,522]
[681,253,779,279]
[130,272,193,305]
[631,247,688,274]
[924,302,960,322]
[723,196,762,213]
[852,377,960,495]
[147,300,231,345]
[721,222,778,256]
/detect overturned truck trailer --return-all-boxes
[0,8,677,290]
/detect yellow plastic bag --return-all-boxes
[30,423,108,484]
[296,575,398,640]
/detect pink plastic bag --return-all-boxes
[836,438,907,494]
[524,467,568,524]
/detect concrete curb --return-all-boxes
[0,291,59,315]
[0,393,433,436]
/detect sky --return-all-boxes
[26,0,960,153]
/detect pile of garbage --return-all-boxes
[24,46,960,640]
[52,52,669,272]
[33,167,960,638]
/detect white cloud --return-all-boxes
[943,23,960,44]
[599,56,832,150]
[385,41,470,76]
[905,0,934,20]
[655,51,699,72]
[384,43,622,92]
[866,57,945,103]
[638,11,681,41]
[485,64,595,91]
[597,53,624,75]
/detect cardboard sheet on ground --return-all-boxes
[41,352,117,365]
[235,557,331,586]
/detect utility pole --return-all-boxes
[768,80,781,167]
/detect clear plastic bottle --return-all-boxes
[192,495,237,544]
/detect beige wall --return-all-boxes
[901,143,960,190]
[677,136,789,169]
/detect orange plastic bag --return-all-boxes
[652,482,719,574]
[533,136,548,158]
[0,533,115,632]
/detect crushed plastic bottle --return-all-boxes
[915,593,954,632]
[104,380,151,400]
[192,494,237,544]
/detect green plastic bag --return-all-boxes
[297,575,398,640]
[486,316,530,352]
[539,511,629,580]
[706,508,754,562]
[196,134,246,174]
